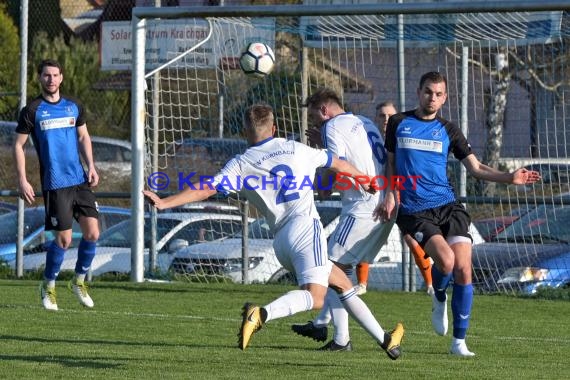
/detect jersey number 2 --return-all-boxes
[270,164,300,204]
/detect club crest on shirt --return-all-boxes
[432,128,442,139]
[51,217,58,227]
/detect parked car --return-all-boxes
[524,162,570,185]
[170,200,486,288]
[0,201,17,215]
[13,211,249,276]
[0,122,131,175]
[169,200,342,284]
[0,206,130,262]
[472,215,519,242]
[90,136,132,175]
[472,204,570,294]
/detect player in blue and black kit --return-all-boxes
[375,71,541,356]
[14,59,100,311]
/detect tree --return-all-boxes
[447,35,570,196]
[0,3,20,120]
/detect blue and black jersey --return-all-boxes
[16,95,88,191]
[385,110,472,215]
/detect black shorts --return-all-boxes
[43,183,99,231]
[396,200,472,248]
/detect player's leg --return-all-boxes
[328,264,404,360]
[424,235,454,336]
[292,213,361,343]
[239,217,329,350]
[404,234,433,294]
[41,230,71,311]
[401,209,453,337]
[240,274,329,350]
[449,239,475,357]
[355,262,369,294]
[40,189,74,311]
[312,262,352,350]
[69,184,100,308]
[291,294,331,343]
[314,218,396,351]
[445,203,475,356]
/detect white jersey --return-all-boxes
[212,137,333,232]
[321,113,387,217]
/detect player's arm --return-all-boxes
[143,187,217,210]
[461,154,541,185]
[373,151,397,221]
[13,132,35,204]
[144,156,240,210]
[77,125,99,187]
[328,156,373,192]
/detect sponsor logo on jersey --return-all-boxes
[39,117,76,131]
[398,137,443,153]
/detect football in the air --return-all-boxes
[239,42,275,78]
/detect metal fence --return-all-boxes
[2,0,570,294]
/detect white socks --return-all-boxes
[263,290,314,322]
[339,289,386,345]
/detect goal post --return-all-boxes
[129,1,570,292]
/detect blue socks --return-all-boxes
[431,265,452,302]
[75,239,97,274]
[451,283,473,339]
[44,241,66,281]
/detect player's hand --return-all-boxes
[87,167,99,187]
[305,127,322,148]
[373,192,396,222]
[366,177,379,195]
[18,180,35,205]
[143,190,165,210]
[512,168,541,185]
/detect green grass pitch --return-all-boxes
[0,280,568,379]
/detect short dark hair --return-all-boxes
[37,59,63,75]
[419,71,447,91]
[376,100,397,111]
[244,103,274,129]
[304,88,343,110]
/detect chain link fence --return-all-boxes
[1,1,570,294]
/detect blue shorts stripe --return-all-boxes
[313,218,323,266]
[336,215,355,246]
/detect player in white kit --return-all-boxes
[143,104,403,358]
[292,88,396,351]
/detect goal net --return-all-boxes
[127,2,570,294]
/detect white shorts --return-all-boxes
[328,214,395,266]
[273,215,332,287]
